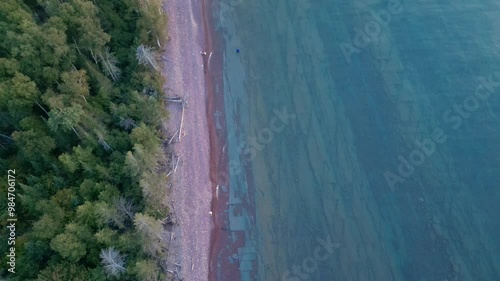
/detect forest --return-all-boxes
[0,0,172,279]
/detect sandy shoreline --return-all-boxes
[162,0,213,280]
[162,0,243,279]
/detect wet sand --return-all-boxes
[203,0,249,280]
[206,1,259,280]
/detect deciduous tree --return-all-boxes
[134,259,162,281]
[133,213,165,257]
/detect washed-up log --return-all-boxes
[178,102,185,142]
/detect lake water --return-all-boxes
[212,0,500,280]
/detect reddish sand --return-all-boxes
[203,1,257,280]
[202,0,243,279]
[163,0,250,279]
[201,1,241,280]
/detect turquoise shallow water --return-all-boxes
[213,0,500,280]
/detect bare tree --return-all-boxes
[136,44,159,71]
[96,202,126,229]
[97,132,112,152]
[100,247,126,277]
[98,48,121,81]
[115,197,136,220]
[119,117,137,130]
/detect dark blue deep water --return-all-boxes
[213,0,500,280]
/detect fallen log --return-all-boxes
[168,129,179,144]
[178,102,185,142]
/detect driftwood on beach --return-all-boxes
[178,101,185,142]
[166,154,180,179]
[165,96,183,103]
[161,0,214,279]
[168,129,179,144]
[164,96,186,142]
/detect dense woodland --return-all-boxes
[0,0,172,279]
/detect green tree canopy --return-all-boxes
[0,0,170,279]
